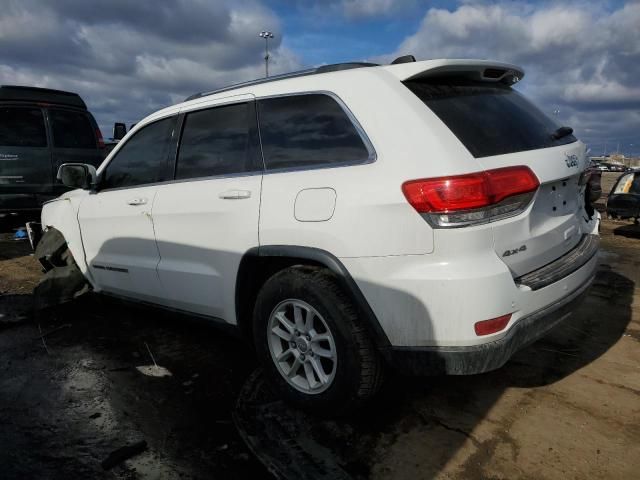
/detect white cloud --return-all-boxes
[341,0,418,18]
[0,0,301,134]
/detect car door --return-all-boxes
[0,105,51,208]
[152,95,262,321]
[78,115,177,302]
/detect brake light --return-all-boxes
[95,128,105,148]
[474,314,512,336]
[402,166,539,227]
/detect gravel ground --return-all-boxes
[0,171,638,479]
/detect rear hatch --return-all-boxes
[403,69,590,277]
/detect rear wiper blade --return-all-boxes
[551,126,573,140]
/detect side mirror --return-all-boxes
[57,163,98,190]
[113,122,127,140]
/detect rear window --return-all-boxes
[405,79,577,158]
[49,109,96,149]
[0,107,47,147]
[258,94,371,170]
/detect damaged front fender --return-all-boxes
[33,228,90,310]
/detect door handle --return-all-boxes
[218,190,252,200]
[127,197,148,206]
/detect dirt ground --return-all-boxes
[0,172,638,479]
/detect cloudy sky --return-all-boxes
[2,0,638,156]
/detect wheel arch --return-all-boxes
[235,245,390,349]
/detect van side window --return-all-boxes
[176,102,258,180]
[0,107,47,147]
[258,94,370,170]
[102,116,176,189]
[49,109,96,149]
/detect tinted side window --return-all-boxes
[258,94,370,170]
[0,107,47,147]
[176,102,257,180]
[405,79,577,158]
[49,109,96,149]
[632,174,640,194]
[102,117,176,189]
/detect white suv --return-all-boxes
[34,58,600,414]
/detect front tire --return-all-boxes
[252,266,383,415]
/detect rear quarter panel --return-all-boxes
[257,69,484,258]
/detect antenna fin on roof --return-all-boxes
[391,55,416,65]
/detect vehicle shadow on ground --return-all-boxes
[0,266,633,479]
[0,294,269,479]
[234,267,634,479]
[0,293,32,327]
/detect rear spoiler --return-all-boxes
[383,59,525,85]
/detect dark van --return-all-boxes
[607,169,640,223]
[0,85,105,213]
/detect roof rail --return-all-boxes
[0,85,87,109]
[185,62,378,102]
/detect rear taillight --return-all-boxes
[96,128,105,148]
[402,166,539,228]
[474,314,512,336]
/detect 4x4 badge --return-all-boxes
[503,245,527,257]
[565,153,579,168]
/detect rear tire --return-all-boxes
[252,266,384,416]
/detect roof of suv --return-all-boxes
[132,58,525,134]
[0,85,87,109]
[185,58,525,103]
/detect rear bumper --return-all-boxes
[342,226,600,348]
[381,273,594,375]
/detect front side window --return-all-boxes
[49,109,96,149]
[176,102,257,180]
[0,107,47,147]
[258,94,371,170]
[102,116,176,189]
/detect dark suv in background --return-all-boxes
[0,85,105,213]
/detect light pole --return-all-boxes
[259,31,274,78]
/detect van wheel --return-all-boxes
[252,266,384,416]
